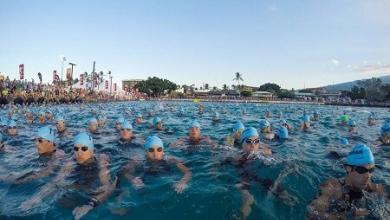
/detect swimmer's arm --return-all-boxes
[123,156,142,182]
[89,154,117,207]
[174,160,192,185]
[20,161,73,210]
[307,179,342,219]
[169,138,185,148]
[224,135,234,147]
[16,150,65,184]
[98,154,111,185]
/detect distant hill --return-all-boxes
[324,75,390,91]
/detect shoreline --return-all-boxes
[144,98,390,108]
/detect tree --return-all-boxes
[233,72,244,90]
[258,83,281,93]
[204,83,209,90]
[344,86,366,100]
[241,90,252,97]
[277,89,295,99]
[223,84,228,90]
[357,78,382,101]
[135,77,177,97]
[298,89,312,93]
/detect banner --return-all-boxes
[66,67,72,81]
[37,72,42,83]
[53,70,57,83]
[105,80,109,89]
[113,83,117,92]
[93,73,97,87]
[80,74,84,86]
[19,64,24,80]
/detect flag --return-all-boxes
[93,73,97,87]
[53,70,57,83]
[105,80,108,89]
[80,74,84,86]
[19,64,24,80]
[38,72,42,83]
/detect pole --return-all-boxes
[92,61,96,91]
[69,62,76,88]
[109,71,112,95]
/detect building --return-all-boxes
[122,79,143,91]
[253,91,273,100]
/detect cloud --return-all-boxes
[267,6,277,12]
[331,58,340,66]
[354,64,390,75]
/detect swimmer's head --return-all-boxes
[345,144,375,190]
[232,121,245,139]
[74,132,94,164]
[88,118,98,133]
[240,127,260,153]
[276,126,288,139]
[189,120,201,140]
[259,119,270,132]
[36,126,56,154]
[115,116,125,130]
[120,120,133,140]
[55,115,66,132]
[144,135,164,161]
[7,120,17,136]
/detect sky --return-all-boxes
[1,0,390,89]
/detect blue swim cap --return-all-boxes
[346,144,374,166]
[348,119,356,127]
[340,137,349,145]
[74,133,94,150]
[89,118,98,125]
[232,121,245,133]
[259,119,270,129]
[313,110,319,115]
[277,126,289,139]
[381,123,390,135]
[144,135,164,150]
[240,127,259,144]
[153,116,162,125]
[302,115,311,123]
[37,126,55,142]
[121,120,133,130]
[191,120,201,129]
[280,119,287,125]
[136,113,142,118]
[56,115,65,122]
[8,120,17,128]
[213,112,220,119]
[116,117,125,124]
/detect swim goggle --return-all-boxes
[148,147,163,153]
[245,138,260,145]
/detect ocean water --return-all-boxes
[0,101,388,220]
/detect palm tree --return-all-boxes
[233,72,243,90]
[223,84,228,90]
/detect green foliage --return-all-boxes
[240,90,252,97]
[342,78,389,101]
[298,89,312,93]
[277,89,295,99]
[135,77,177,97]
[258,83,281,93]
